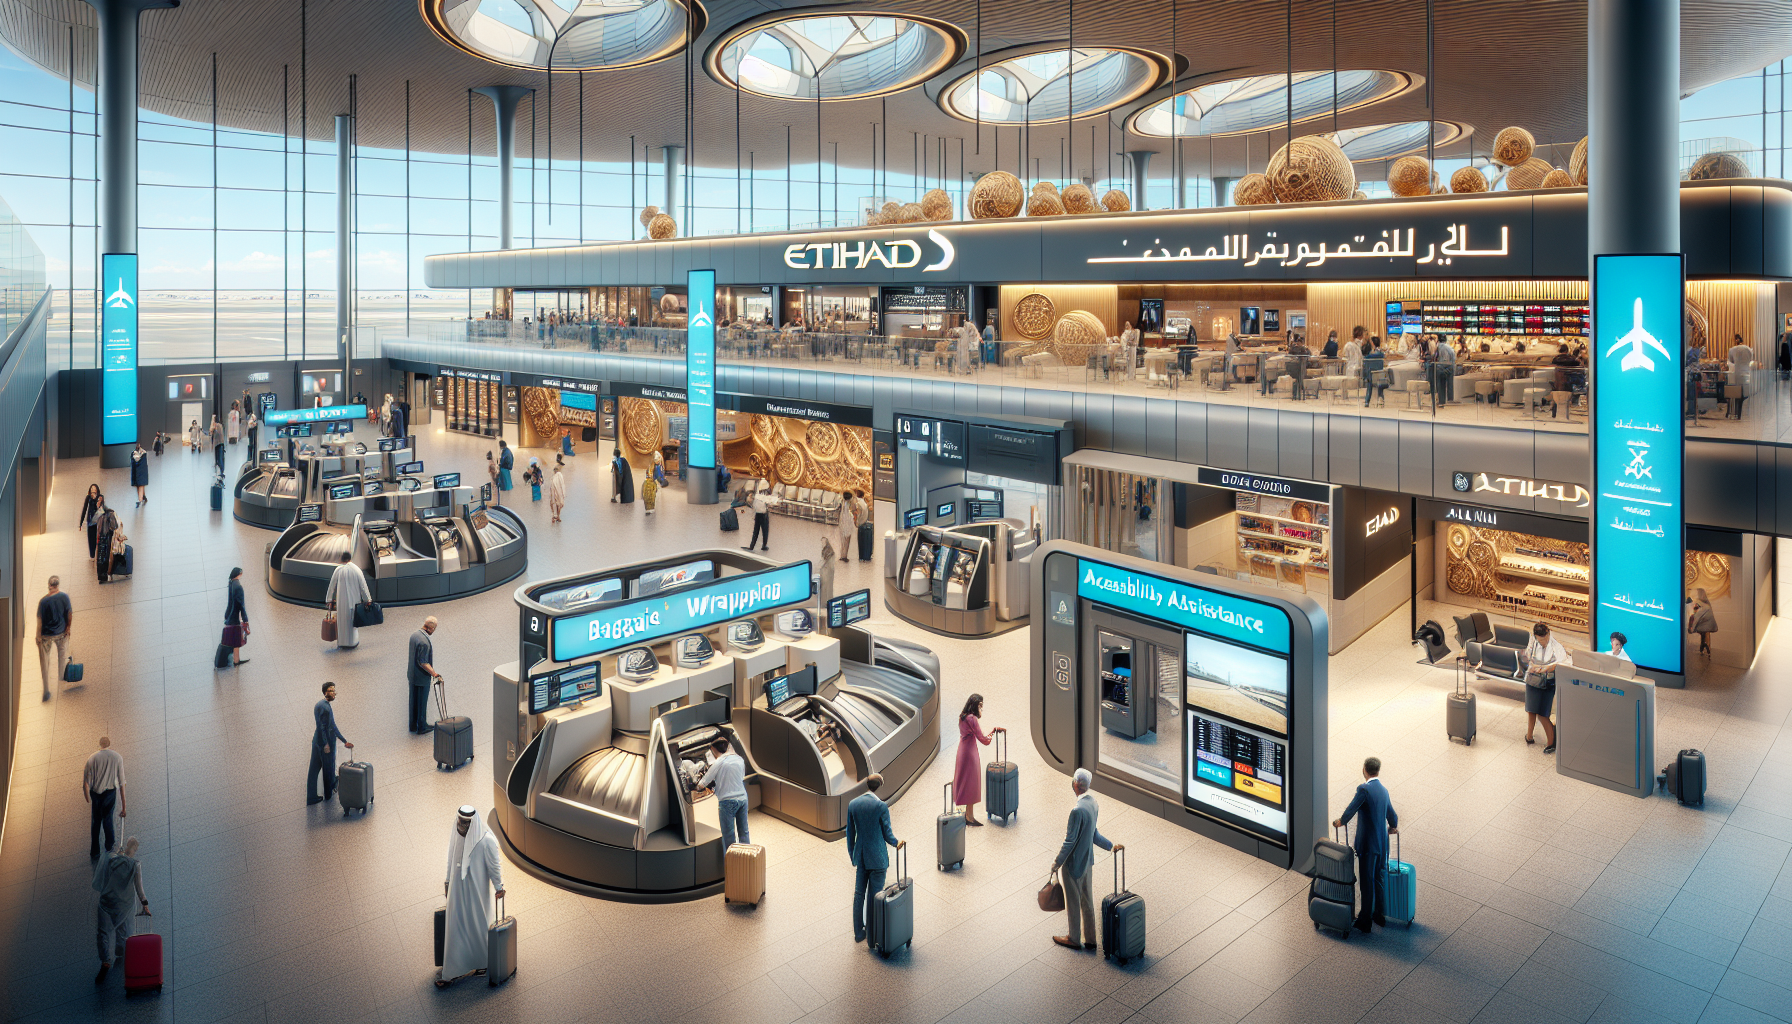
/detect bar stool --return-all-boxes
[1406,379,1432,407]
[1475,379,1499,404]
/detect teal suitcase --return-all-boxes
[1383,833,1415,927]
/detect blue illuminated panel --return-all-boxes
[551,560,812,662]
[1076,557,1291,653]
[1591,253,1684,675]
[686,269,717,470]
[100,253,138,445]
[263,404,369,426]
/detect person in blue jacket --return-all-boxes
[1334,756,1399,933]
[846,773,900,945]
[497,440,514,493]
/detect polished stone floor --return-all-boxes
[4,426,1791,1024]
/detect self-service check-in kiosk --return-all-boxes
[1557,656,1657,799]
[884,519,1037,637]
[1030,541,1328,870]
[492,550,941,901]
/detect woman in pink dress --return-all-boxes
[952,694,1004,826]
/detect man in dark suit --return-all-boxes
[408,617,442,734]
[1334,756,1399,933]
[846,773,900,944]
[307,682,353,805]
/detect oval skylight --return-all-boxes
[1334,121,1468,162]
[1131,70,1417,138]
[423,0,700,72]
[707,13,963,101]
[939,46,1166,124]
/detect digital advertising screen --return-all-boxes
[433,473,461,490]
[536,576,623,612]
[685,269,718,470]
[551,560,813,662]
[965,497,1005,521]
[560,390,597,412]
[101,253,138,446]
[634,559,717,598]
[826,589,872,629]
[300,370,342,395]
[1183,633,1292,846]
[263,404,367,426]
[166,374,209,401]
[529,661,602,715]
[1592,253,1684,675]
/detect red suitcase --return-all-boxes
[124,933,162,994]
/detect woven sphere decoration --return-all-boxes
[1687,151,1750,180]
[1388,156,1433,197]
[1504,156,1552,190]
[920,188,954,221]
[1569,136,1589,186]
[1100,189,1131,212]
[1541,167,1574,188]
[1051,310,1108,362]
[648,213,676,239]
[1266,134,1356,203]
[1061,183,1097,213]
[638,205,659,228]
[1351,189,1368,200]
[1027,190,1066,217]
[1032,180,1058,195]
[1233,173,1277,205]
[880,201,901,218]
[1492,126,1535,167]
[897,202,926,223]
[969,170,1025,219]
[658,292,680,313]
[1012,293,1057,339]
[864,211,884,226]
[1449,166,1489,193]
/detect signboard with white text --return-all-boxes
[686,269,717,470]
[1591,253,1684,676]
[101,253,138,445]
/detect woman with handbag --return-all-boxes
[223,567,250,666]
[94,506,120,584]
[1522,622,1564,754]
[323,551,371,650]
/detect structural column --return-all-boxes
[663,145,685,226]
[1124,150,1154,211]
[1588,0,1678,255]
[335,113,355,366]
[473,86,530,249]
[86,0,177,468]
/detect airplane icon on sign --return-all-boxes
[1603,297,1672,372]
[105,279,134,309]
[690,299,712,329]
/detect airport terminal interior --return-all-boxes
[4,1,1792,1022]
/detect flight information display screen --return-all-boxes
[529,661,602,714]
[826,589,871,629]
[902,507,927,529]
[1183,632,1291,847]
[258,449,283,463]
[327,481,360,500]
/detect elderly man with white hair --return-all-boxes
[1050,768,1118,951]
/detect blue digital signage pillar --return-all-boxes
[100,252,139,459]
[1591,253,1684,682]
[685,268,718,505]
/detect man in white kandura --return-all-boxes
[324,551,371,650]
[438,805,504,988]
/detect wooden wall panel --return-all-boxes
[1686,280,1777,351]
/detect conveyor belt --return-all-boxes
[477,521,517,548]
[841,661,934,711]
[550,747,647,819]
[291,532,352,563]
[829,692,902,747]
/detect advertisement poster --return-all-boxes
[685,269,717,470]
[101,253,138,445]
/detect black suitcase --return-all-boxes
[1309,879,1356,938]
[433,678,474,770]
[720,507,739,532]
[213,644,231,669]
[937,782,965,871]
[858,521,874,562]
[1664,749,1706,806]
[1448,670,1476,745]
[1101,846,1146,964]
[1313,823,1356,886]
[112,545,133,578]
[869,841,912,957]
[338,760,373,813]
[210,483,223,511]
[984,730,1019,823]
[1310,824,1357,938]
[433,907,446,967]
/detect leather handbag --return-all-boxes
[352,601,383,628]
[222,623,247,648]
[321,614,337,643]
[1037,870,1065,913]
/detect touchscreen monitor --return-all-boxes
[1183,632,1291,847]
[936,501,957,525]
[826,589,871,629]
[258,449,283,464]
[616,646,659,680]
[327,481,360,500]
[764,673,791,707]
[396,460,424,475]
[528,661,601,714]
[433,472,461,490]
[902,507,927,530]
[377,436,405,452]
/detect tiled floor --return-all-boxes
[4,427,1791,1024]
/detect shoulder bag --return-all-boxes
[1037,869,1065,913]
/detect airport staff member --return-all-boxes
[696,737,750,849]
[83,736,126,859]
[846,774,899,945]
[408,617,443,734]
[1523,622,1565,754]
[1333,756,1398,934]
[307,682,352,805]
[1608,632,1632,663]
[1050,768,1114,951]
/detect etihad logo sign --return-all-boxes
[1454,470,1590,509]
[1365,507,1401,537]
[783,228,956,272]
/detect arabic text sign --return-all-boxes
[550,560,814,662]
[1592,253,1683,675]
[1077,558,1290,654]
[262,404,370,426]
[1085,222,1511,271]
[101,253,138,446]
[686,269,717,470]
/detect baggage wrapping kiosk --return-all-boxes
[492,550,941,902]
[265,476,527,606]
[1029,541,1328,870]
[884,519,1037,637]
[235,405,419,531]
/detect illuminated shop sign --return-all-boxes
[1591,253,1684,676]
[1077,558,1291,653]
[1196,467,1330,504]
[1364,507,1401,537]
[1087,222,1510,269]
[263,404,369,425]
[551,560,814,662]
[1451,470,1590,509]
[783,228,956,272]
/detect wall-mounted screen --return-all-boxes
[685,268,718,469]
[100,253,138,446]
[560,390,597,411]
[166,374,210,401]
[1183,633,1291,847]
[1240,306,1261,335]
[902,507,928,530]
[966,496,1005,521]
[396,460,424,475]
[295,503,323,524]
[633,560,717,598]
[300,371,342,395]
[258,449,283,464]
[826,589,872,629]
[529,661,602,715]
[433,473,461,490]
[936,501,957,525]
[377,436,406,452]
